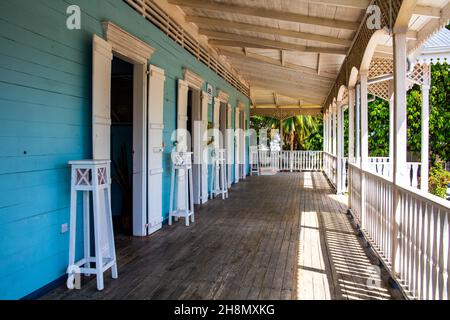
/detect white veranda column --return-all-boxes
[323,112,327,153]
[332,102,337,156]
[392,31,408,275]
[360,71,369,170]
[329,106,333,154]
[355,84,361,163]
[421,64,430,192]
[348,88,355,163]
[337,101,343,194]
[359,72,369,230]
[389,81,394,177]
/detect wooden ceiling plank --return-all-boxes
[227,58,334,85]
[168,0,360,31]
[219,48,337,79]
[237,69,332,90]
[248,78,329,98]
[413,5,441,18]
[205,30,348,55]
[296,0,370,10]
[210,39,273,49]
[186,15,352,47]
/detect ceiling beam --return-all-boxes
[407,31,418,40]
[225,56,334,84]
[219,48,337,79]
[247,77,329,97]
[205,30,348,55]
[413,5,441,18]
[295,0,370,10]
[233,61,333,84]
[186,16,352,47]
[251,107,323,118]
[375,45,393,54]
[254,104,322,109]
[210,39,273,49]
[168,0,360,31]
[250,88,325,105]
[234,66,332,90]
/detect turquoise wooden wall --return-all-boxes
[0,0,250,299]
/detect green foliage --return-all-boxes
[429,165,450,198]
[367,98,390,157]
[305,119,323,151]
[282,116,321,151]
[345,63,449,161]
[250,115,323,151]
[427,62,450,163]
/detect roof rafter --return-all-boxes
[168,0,360,31]
[413,5,441,18]
[247,77,329,99]
[295,0,370,10]
[226,56,334,84]
[218,48,337,79]
[186,16,352,47]
[204,30,348,55]
[234,65,333,89]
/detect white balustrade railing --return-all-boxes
[279,151,323,172]
[323,152,337,188]
[257,151,323,173]
[349,163,450,300]
[342,157,349,193]
[366,158,422,189]
[368,157,391,177]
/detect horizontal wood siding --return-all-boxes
[0,0,250,299]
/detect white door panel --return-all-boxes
[147,65,165,235]
[92,35,113,160]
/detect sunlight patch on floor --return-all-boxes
[302,172,314,189]
[297,211,332,300]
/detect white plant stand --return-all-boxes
[211,148,229,200]
[169,152,195,226]
[250,146,260,176]
[67,160,118,291]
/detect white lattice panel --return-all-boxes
[368,81,391,101]
[369,57,393,79]
[407,63,431,90]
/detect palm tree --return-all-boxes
[250,115,320,151]
[282,116,319,151]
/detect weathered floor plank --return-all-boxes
[43,172,400,300]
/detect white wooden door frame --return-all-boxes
[213,90,229,190]
[235,108,240,184]
[227,104,233,188]
[190,89,202,205]
[214,90,230,149]
[177,69,204,207]
[240,109,247,179]
[200,92,210,204]
[100,22,156,237]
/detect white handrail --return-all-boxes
[348,163,450,300]
[365,158,423,189]
[257,151,323,173]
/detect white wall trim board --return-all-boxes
[103,21,155,65]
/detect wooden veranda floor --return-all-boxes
[44,172,401,300]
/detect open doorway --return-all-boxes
[110,57,134,236]
[219,102,229,186]
[187,88,202,205]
